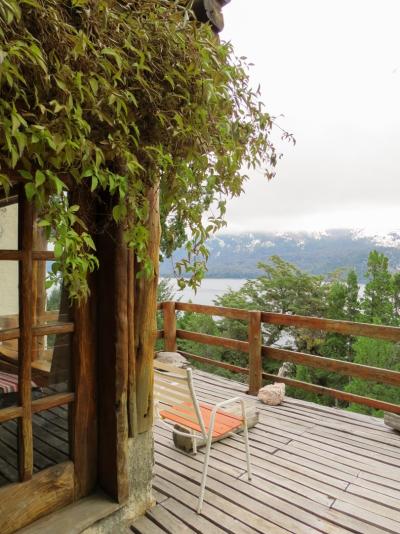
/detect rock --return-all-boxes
[258,383,285,406]
[155,351,188,368]
[384,412,400,431]
[277,361,294,378]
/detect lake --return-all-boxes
[161,278,247,305]
[161,278,366,306]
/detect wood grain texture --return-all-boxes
[135,184,160,434]
[176,329,249,353]
[175,301,249,320]
[0,328,20,342]
[0,406,23,424]
[262,372,400,414]
[72,288,97,498]
[140,370,400,534]
[32,323,75,337]
[262,311,400,342]
[0,250,22,261]
[163,301,177,352]
[69,186,98,500]
[128,249,137,438]
[97,218,129,502]
[178,350,249,375]
[263,346,400,386]
[247,311,262,395]
[114,225,129,502]
[0,462,74,534]
[18,194,34,481]
[31,393,75,414]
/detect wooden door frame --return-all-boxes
[0,185,97,532]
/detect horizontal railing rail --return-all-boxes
[156,301,400,415]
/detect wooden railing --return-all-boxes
[156,301,400,415]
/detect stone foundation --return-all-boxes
[83,430,155,534]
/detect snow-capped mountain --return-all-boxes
[160,229,400,280]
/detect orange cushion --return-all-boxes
[160,401,243,437]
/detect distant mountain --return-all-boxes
[160,229,400,281]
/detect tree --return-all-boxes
[0,0,282,299]
[345,338,400,416]
[362,251,394,325]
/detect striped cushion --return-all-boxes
[0,372,37,394]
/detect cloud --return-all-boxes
[221,0,400,232]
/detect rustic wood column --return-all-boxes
[134,184,161,435]
[97,216,129,502]
[18,193,34,481]
[247,311,262,395]
[127,249,137,438]
[163,301,177,352]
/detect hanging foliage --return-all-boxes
[0,0,282,299]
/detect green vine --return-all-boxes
[0,0,283,299]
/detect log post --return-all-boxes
[135,184,161,434]
[163,301,177,352]
[247,311,262,395]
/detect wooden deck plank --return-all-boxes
[131,515,167,534]
[154,449,353,534]
[147,370,400,534]
[154,468,294,534]
[146,504,197,534]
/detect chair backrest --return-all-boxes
[153,359,206,436]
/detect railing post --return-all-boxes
[163,301,177,352]
[247,311,262,395]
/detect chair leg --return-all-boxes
[197,433,213,514]
[191,431,197,455]
[243,418,252,480]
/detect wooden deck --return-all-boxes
[0,405,69,487]
[132,369,400,534]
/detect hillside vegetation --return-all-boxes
[159,250,400,417]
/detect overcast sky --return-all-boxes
[220,0,400,234]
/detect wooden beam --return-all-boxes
[176,329,249,353]
[0,328,20,342]
[31,393,75,413]
[178,350,249,375]
[70,186,97,500]
[0,250,22,261]
[0,462,74,534]
[163,301,177,352]
[262,312,400,342]
[175,302,249,321]
[263,346,400,387]
[97,220,129,502]
[247,311,262,395]
[262,372,400,414]
[135,184,160,434]
[127,249,137,438]
[32,323,74,336]
[18,193,33,482]
[114,224,129,502]
[0,406,23,424]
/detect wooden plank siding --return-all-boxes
[132,370,400,534]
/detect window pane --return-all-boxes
[32,333,72,398]
[0,200,18,250]
[0,419,19,487]
[34,262,72,325]
[0,340,19,409]
[33,219,52,251]
[0,261,19,330]
[33,404,70,472]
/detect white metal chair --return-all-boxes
[154,360,252,514]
